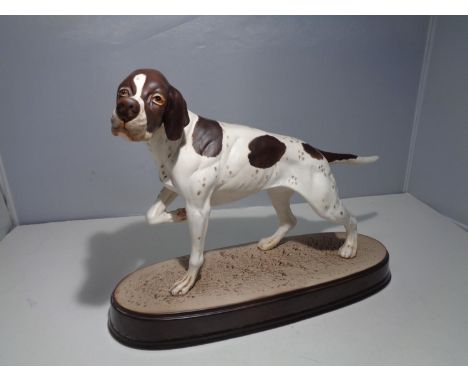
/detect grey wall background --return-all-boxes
[408,17,468,226]
[0,191,12,239]
[0,153,15,240]
[0,16,429,224]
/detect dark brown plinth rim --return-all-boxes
[108,235,391,350]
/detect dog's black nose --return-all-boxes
[116,98,140,122]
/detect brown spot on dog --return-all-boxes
[192,116,223,157]
[319,150,358,163]
[302,143,324,160]
[302,144,359,163]
[248,135,286,169]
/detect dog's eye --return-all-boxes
[118,88,130,97]
[151,93,166,106]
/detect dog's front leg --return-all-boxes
[146,187,187,225]
[170,200,211,296]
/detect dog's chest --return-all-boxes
[146,133,179,187]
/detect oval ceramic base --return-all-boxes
[108,232,390,349]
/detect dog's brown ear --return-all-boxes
[163,85,189,141]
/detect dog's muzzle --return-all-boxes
[111,113,153,142]
[116,98,140,122]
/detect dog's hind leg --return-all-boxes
[297,172,358,258]
[257,187,297,251]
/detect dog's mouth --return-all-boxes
[111,124,153,142]
[111,125,131,140]
[111,113,152,142]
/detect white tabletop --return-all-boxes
[0,193,467,365]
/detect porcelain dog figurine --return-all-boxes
[111,69,378,296]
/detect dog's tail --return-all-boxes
[319,150,379,165]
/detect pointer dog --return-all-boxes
[111,69,378,296]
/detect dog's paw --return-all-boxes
[146,207,187,225]
[173,208,187,222]
[257,235,281,251]
[145,206,162,225]
[170,271,196,296]
[339,243,357,259]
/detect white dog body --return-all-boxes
[150,113,295,203]
[112,69,378,295]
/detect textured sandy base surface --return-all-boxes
[2,194,468,364]
[114,232,387,314]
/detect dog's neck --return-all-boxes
[146,109,197,169]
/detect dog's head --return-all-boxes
[111,69,189,142]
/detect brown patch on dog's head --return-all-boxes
[111,69,189,142]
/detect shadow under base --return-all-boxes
[108,232,390,349]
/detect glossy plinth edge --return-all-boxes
[108,252,390,350]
